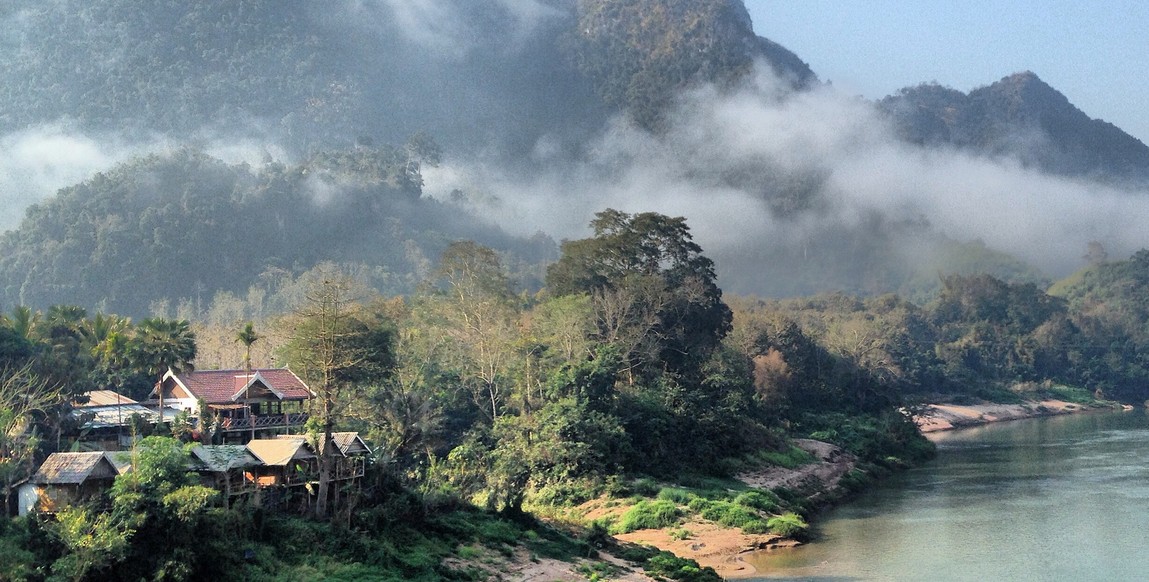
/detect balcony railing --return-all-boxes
[219,412,309,432]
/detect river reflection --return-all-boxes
[745,410,1149,581]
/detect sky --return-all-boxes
[746,1,1149,144]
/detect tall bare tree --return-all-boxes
[0,364,64,514]
[431,241,520,420]
[280,266,392,519]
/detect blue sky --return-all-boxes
[746,1,1149,143]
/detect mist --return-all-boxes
[423,62,1149,294]
[0,125,152,231]
[4,0,1149,301]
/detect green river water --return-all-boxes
[746,410,1149,581]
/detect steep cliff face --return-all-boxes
[565,0,817,130]
[881,72,1149,183]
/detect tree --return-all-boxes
[279,266,394,519]
[546,210,732,381]
[0,364,65,514]
[49,506,135,581]
[235,321,260,372]
[54,436,221,581]
[87,313,138,392]
[129,317,197,408]
[1084,240,1108,265]
[430,241,520,421]
[7,306,40,341]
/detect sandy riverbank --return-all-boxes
[609,439,856,579]
[913,399,1124,433]
[601,400,1125,579]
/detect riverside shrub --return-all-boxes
[767,512,809,540]
[611,500,681,533]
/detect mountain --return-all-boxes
[4,1,1148,315]
[880,72,1149,184]
[0,0,828,314]
[0,0,815,154]
[566,0,816,130]
[0,147,556,317]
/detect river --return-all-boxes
[745,410,1149,581]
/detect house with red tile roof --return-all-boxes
[146,368,315,443]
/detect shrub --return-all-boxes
[766,512,809,540]
[698,501,758,528]
[644,551,722,581]
[837,468,871,492]
[685,496,715,514]
[668,528,692,541]
[739,520,771,535]
[631,478,662,497]
[657,487,691,504]
[611,500,681,534]
[733,490,779,513]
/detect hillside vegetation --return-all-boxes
[0,143,555,317]
[881,72,1149,184]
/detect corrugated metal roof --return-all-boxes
[191,445,261,472]
[76,390,138,407]
[33,452,118,485]
[72,404,181,429]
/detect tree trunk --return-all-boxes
[315,395,334,519]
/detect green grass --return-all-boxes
[610,500,682,534]
[656,487,692,504]
[755,445,816,469]
[1045,384,1101,405]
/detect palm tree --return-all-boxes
[86,313,134,390]
[235,322,262,441]
[235,322,261,373]
[9,306,40,341]
[131,318,197,415]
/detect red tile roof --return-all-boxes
[170,368,313,405]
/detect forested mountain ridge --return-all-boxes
[2,0,1149,314]
[0,0,814,152]
[0,146,556,317]
[567,0,816,129]
[880,72,1149,183]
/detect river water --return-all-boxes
[745,410,1149,581]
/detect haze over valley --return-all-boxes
[2,0,1148,314]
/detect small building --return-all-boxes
[244,438,318,488]
[17,452,120,516]
[69,390,178,450]
[189,445,261,504]
[147,368,314,442]
[277,432,370,481]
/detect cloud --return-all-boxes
[422,62,1149,293]
[0,124,159,231]
[0,123,297,232]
